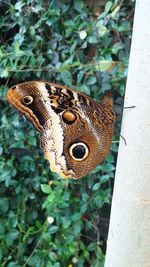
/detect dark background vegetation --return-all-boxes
[0,1,135,266]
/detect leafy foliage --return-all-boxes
[0,0,135,266]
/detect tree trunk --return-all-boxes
[105,1,150,266]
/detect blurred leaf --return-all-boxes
[0,146,3,155]
[15,1,24,11]
[79,30,87,40]
[105,1,113,13]
[41,184,52,194]
[49,226,59,234]
[74,0,83,12]
[0,197,9,212]
[61,71,72,86]
[86,76,97,85]
[88,36,98,44]
[72,213,81,222]
[100,61,113,71]
[92,182,101,191]
[1,70,9,78]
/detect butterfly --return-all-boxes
[7,81,115,179]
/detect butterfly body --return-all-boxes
[7,81,115,179]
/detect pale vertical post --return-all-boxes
[105,1,150,266]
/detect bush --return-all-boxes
[0,1,135,266]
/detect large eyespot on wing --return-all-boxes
[62,110,77,125]
[7,85,44,131]
[22,95,34,105]
[69,142,89,161]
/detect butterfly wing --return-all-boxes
[7,81,115,179]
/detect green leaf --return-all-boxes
[0,197,9,212]
[59,64,71,72]
[79,30,87,40]
[1,70,9,78]
[105,1,113,13]
[28,136,37,146]
[72,213,81,221]
[95,60,113,71]
[100,163,115,172]
[88,36,98,44]
[53,263,61,267]
[74,0,83,12]
[111,5,120,17]
[112,42,123,54]
[73,222,81,235]
[29,26,36,39]
[13,40,22,55]
[118,23,130,32]
[49,251,57,262]
[6,230,19,245]
[80,204,87,214]
[97,25,108,37]
[7,263,20,267]
[92,182,101,191]
[61,71,72,86]
[0,48,3,58]
[100,175,110,184]
[87,242,96,251]
[96,245,105,261]
[49,226,59,234]
[15,1,25,11]
[86,76,97,85]
[41,184,52,194]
